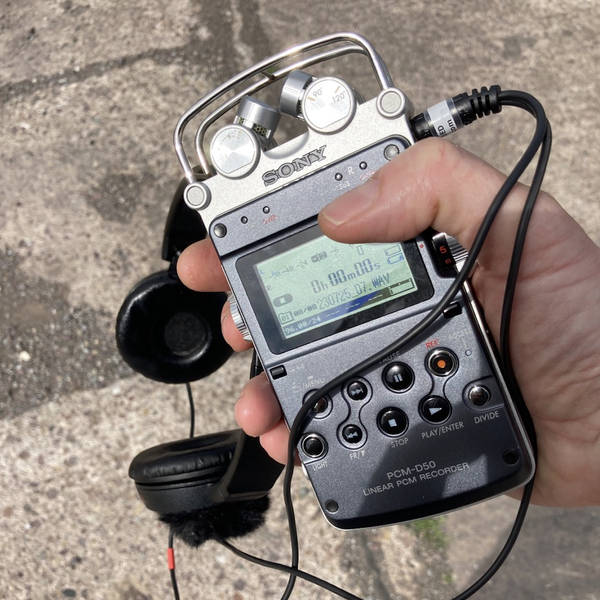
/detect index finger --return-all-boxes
[177,238,229,292]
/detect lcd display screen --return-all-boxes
[255,235,417,339]
[236,224,434,354]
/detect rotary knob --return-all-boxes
[228,295,252,342]
[301,76,357,134]
[210,96,281,179]
[279,71,357,134]
[431,232,469,274]
[209,124,261,179]
[446,234,468,268]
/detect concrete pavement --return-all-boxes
[1,1,599,598]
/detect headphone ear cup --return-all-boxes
[129,431,237,514]
[129,430,279,547]
[116,270,232,383]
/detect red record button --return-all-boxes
[426,348,458,377]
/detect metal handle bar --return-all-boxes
[193,43,369,175]
[174,32,393,182]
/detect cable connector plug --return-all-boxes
[411,85,502,140]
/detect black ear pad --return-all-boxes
[116,270,232,383]
[129,430,283,546]
[129,431,238,514]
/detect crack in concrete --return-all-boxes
[232,0,273,65]
[0,37,204,105]
[1,0,242,107]
[354,530,396,600]
[0,2,274,110]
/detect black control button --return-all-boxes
[312,396,329,414]
[303,390,331,417]
[301,434,327,458]
[377,408,408,436]
[419,395,452,424]
[467,384,491,407]
[270,365,287,379]
[382,362,414,392]
[426,349,458,377]
[342,424,363,444]
[443,302,462,319]
[345,379,369,401]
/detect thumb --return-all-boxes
[318,137,526,261]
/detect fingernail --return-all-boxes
[320,176,380,226]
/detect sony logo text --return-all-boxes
[262,145,327,186]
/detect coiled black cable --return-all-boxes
[273,89,547,600]
[172,89,550,600]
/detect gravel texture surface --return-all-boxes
[1,1,598,599]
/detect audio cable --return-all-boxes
[169,86,550,600]
[277,87,548,600]
[166,382,197,600]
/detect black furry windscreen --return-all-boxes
[160,496,270,547]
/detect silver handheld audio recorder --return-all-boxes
[174,33,534,529]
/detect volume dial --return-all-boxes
[228,295,252,342]
[446,234,468,269]
[431,232,468,275]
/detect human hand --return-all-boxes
[178,138,600,507]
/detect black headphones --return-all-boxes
[116,176,231,384]
[117,177,283,547]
